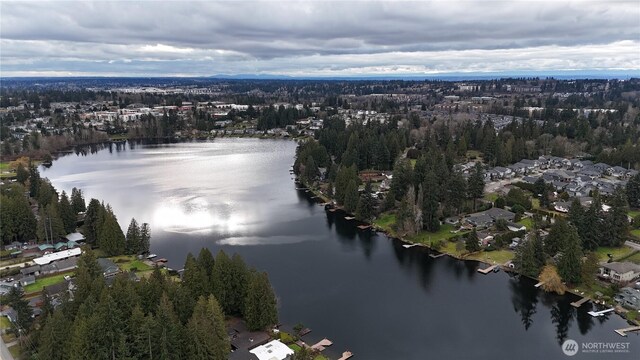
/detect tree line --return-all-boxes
[28,247,278,360]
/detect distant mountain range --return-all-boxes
[3,70,638,81]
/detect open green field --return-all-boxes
[23,273,68,294]
[594,246,637,262]
[0,162,12,171]
[109,255,153,272]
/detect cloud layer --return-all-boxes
[1,0,639,77]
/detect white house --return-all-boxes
[600,262,640,283]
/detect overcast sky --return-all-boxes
[1,0,639,77]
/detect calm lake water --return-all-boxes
[41,138,639,359]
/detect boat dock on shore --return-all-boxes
[477,264,498,274]
[588,308,615,317]
[570,297,590,308]
[614,325,640,337]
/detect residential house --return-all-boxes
[554,201,572,213]
[249,340,294,360]
[600,262,640,283]
[20,265,41,277]
[20,275,35,287]
[614,287,640,310]
[465,208,516,228]
[97,258,120,278]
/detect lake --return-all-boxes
[41,138,639,359]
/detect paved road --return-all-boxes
[0,260,33,271]
[625,240,640,251]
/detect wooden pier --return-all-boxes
[534,281,545,288]
[344,216,355,220]
[403,244,418,249]
[429,253,445,258]
[615,325,640,337]
[357,225,371,230]
[477,264,498,274]
[570,297,590,308]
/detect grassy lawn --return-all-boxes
[467,250,515,264]
[409,159,417,168]
[628,209,640,218]
[518,217,534,229]
[8,344,21,359]
[23,273,68,294]
[0,316,10,330]
[483,192,499,202]
[288,344,302,352]
[407,224,461,245]
[466,150,482,160]
[314,355,329,360]
[625,251,640,265]
[594,246,637,262]
[632,229,640,239]
[109,255,152,272]
[373,212,396,233]
[532,198,541,209]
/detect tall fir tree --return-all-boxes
[245,271,278,331]
[558,223,583,284]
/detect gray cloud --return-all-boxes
[1,0,639,76]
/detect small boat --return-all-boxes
[147,253,157,259]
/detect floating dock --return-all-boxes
[615,325,640,337]
[588,308,615,317]
[357,225,371,230]
[338,351,354,360]
[534,281,545,288]
[477,264,498,274]
[429,253,445,258]
[344,216,355,220]
[403,244,418,248]
[311,338,333,351]
[570,297,590,308]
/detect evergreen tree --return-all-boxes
[38,309,71,360]
[28,165,41,198]
[37,203,65,243]
[544,219,572,256]
[197,248,215,279]
[125,218,141,255]
[245,271,278,331]
[16,163,28,184]
[514,232,545,277]
[84,199,102,245]
[182,253,208,300]
[606,187,629,247]
[6,287,33,333]
[303,155,319,182]
[98,210,126,256]
[447,172,467,214]
[211,251,249,316]
[186,296,230,360]
[422,171,440,232]
[355,181,375,222]
[558,223,582,284]
[468,163,484,210]
[71,187,86,213]
[465,229,481,252]
[152,294,186,360]
[343,179,359,214]
[140,222,151,254]
[390,158,414,201]
[59,191,77,234]
[627,173,640,209]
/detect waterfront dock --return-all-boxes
[357,225,371,230]
[534,281,545,288]
[403,244,418,248]
[588,308,615,317]
[429,253,445,258]
[614,326,640,337]
[344,216,355,220]
[338,351,354,360]
[477,264,498,274]
[311,338,333,351]
[570,297,590,308]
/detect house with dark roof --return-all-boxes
[97,258,120,278]
[614,287,640,310]
[20,265,41,277]
[465,208,515,228]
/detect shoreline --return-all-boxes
[295,176,640,327]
